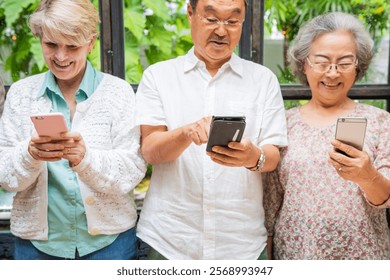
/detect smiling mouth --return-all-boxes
[54,61,72,68]
[322,82,341,88]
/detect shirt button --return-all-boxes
[85,196,95,205]
[89,228,100,235]
[77,103,87,113]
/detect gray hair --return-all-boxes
[189,0,247,11]
[29,0,99,46]
[288,12,374,85]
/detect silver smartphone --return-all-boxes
[335,117,367,155]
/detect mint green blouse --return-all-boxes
[32,62,118,258]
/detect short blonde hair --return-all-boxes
[29,0,99,46]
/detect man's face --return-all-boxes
[188,0,245,70]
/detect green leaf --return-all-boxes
[125,43,143,83]
[29,36,45,70]
[143,0,170,21]
[3,0,36,27]
[124,9,146,41]
[148,29,174,56]
[88,38,101,70]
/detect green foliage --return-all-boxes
[276,65,296,84]
[0,0,39,81]
[265,0,390,84]
[266,0,389,42]
[123,0,191,83]
[284,100,306,110]
[0,0,191,84]
[1,0,389,86]
[358,99,386,110]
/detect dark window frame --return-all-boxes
[3,0,389,112]
[83,1,389,113]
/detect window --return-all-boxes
[1,0,389,111]
[98,0,390,111]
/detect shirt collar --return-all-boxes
[184,47,244,77]
[37,61,96,98]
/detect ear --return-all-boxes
[88,36,97,53]
[187,3,194,25]
[303,61,307,74]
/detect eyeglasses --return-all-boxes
[197,14,244,29]
[306,57,358,74]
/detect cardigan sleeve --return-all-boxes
[71,75,147,195]
[0,78,45,192]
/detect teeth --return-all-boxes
[55,61,70,67]
[324,83,338,87]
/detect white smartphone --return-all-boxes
[335,117,367,155]
[30,112,68,139]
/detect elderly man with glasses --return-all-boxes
[135,0,287,260]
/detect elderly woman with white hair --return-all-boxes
[0,0,146,260]
[264,12,390,260]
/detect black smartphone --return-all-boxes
[206,116,246,152]
[335,117,367,156]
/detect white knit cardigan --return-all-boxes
[0,72,147,240]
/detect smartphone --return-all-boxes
[335,117,367,156]
[30,112,68,139]
[206,116,246,152]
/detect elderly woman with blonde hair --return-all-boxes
[0,0,146,260]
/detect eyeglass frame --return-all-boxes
[196,13,245,29]
[306,56,359,74]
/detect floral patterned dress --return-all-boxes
[264,104,390,259]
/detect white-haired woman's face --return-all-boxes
[304,30,357,106]
[40,35,95,85]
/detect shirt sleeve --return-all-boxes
[367,110,390,208]
[72,79,147,195]
[0,82,44,192]
[135,66,167,127]
[258,73,288,147]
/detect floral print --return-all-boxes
[264,104,390,259]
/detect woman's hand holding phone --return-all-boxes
[29,131,86,166]
[28,133,69,162]
[328,117,373,183]
[60,131,86,167]
[328,139,375,185]
[29,113,86,165]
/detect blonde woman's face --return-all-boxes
[41,36,95,86]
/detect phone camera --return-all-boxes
[341,118,345,122]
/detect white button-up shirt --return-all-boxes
[135,48,288,259]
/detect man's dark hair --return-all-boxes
[189,0,247,11]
